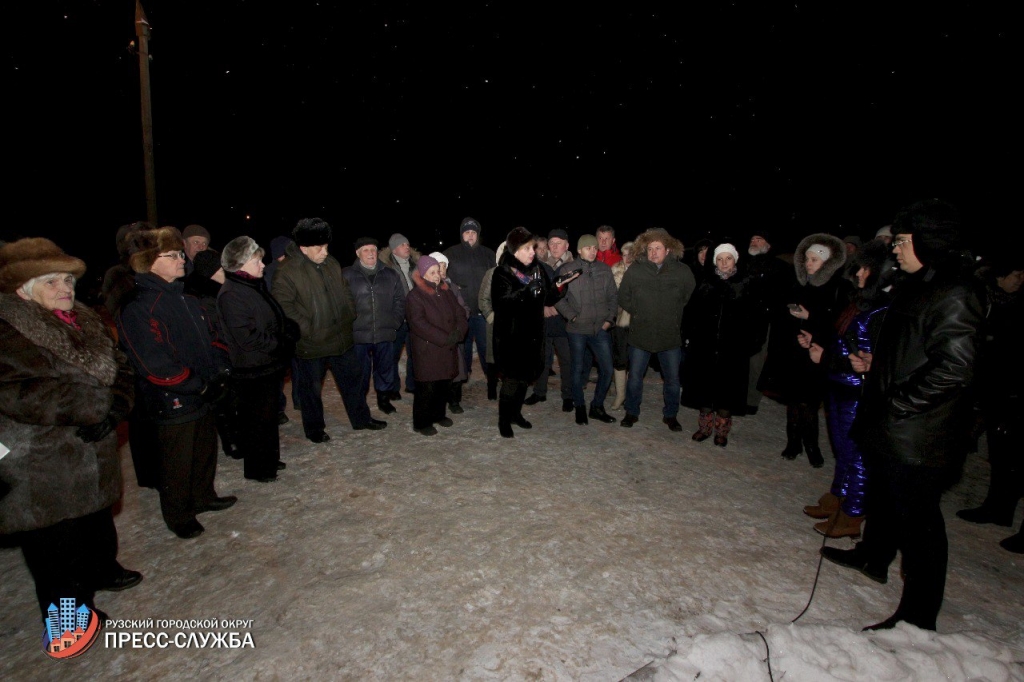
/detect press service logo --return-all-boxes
[42,597,101,659]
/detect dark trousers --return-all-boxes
[155,412,219,529]
[533,336,572,400]
[236,370,284,479]
[499,378,530,418]
[19,507,121,620]
[860,459,952,629]
[355,341,397,396]
[392,322,415,392]
[463,314,489,377]
[413,379,453,429]
[293,348,372,437]
[128,402,159,488]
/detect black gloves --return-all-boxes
[525,279,544,298]
[75,393,132,443]
[200,369,233,406]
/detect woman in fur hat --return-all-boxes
[492,227,579,437]
[798,240,893,538]
[0,238,142,626]
[759,233,849,467]
[217,236,298,480]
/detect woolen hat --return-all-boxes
[221,236,261,273]
[547,228,569,242]
[292,218,333,247]
[354,237,378,251]
[128,228,185,274]
[183,224,211,241]
[843,235,863,247]
[875,225,892,239]
[0,238,87,293]
[506,227,535,256]
[416,255,439,278]
[460,217,481,235]
[713,243,740,262]
[578,235,598,251]
[194,249,224,278]
[389,233,410,251]
[428,251,449,266]
[806,244,832,262]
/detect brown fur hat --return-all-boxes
[0,238,87,293]
[128,228,185,273]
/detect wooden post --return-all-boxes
[136,1,157,226]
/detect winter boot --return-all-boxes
[781,405,802,459]
[803,492,840,519]
[486,366,499,401]
[448,381,464,414]
[692,409,714,442]
[1000,529,1024,554]
[498,397,514,438]
[801,403,824,467]
[512,411,532,429]
[806,445,825,468]
[713,415,732,447]
[956,505,1014,527]
[377,394,397,415]
[589,404,617,423]
[610,370,627,410]
[815,509,864,538]
[575,406,588,425]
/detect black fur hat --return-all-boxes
[892,199,963,269]
[505,226,535,256]
[292,218,333,247]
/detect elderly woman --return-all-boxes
[609,241,634,410]
[492,227,579,437]
[759,233,848,467]
[429,251,471,414]
[682,243,759,446]
[406,256,469,435]
[217,237,297,481]
[0,238,142,626]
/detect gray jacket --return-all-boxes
[555,259,618,335]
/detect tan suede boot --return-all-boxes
[803,492,840,519]
[814,510,864,538]
[610,370,627,410]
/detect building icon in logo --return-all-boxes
[42,598,100,659]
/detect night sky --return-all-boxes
[4,1,1014,267]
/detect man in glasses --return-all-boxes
[821,200,983,632]
[117,228,237,540]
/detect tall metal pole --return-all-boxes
[136,1,157,226]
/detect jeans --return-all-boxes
[355,341,397,396]
[293,348,372,437]
[625,345,682,418]
[463,314,489,377]
[568,330,613,408]
[392,322,415,392]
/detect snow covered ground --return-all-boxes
[1,373,1022,680]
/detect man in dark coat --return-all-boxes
[272,218,386,443]
[821,199,984,631]
[343,237,406,415]
[744,229,792,415]
[617,228,696,431]
[443,216,496,399]
[117,228,237,540]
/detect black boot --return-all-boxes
[377,395,396,415]
[575,406,588,425]
[498,396,514,438]
[589,405,616,423]
[448,381,464,414]
[806,445,825,468]
[486,365,499,401]
[801,403,823,467]
[781,404,802,459]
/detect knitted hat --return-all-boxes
[875,225,893,239]
[416,255,439,278]
[806,244,831,261]
[578,235,598,251]
[506,227,535,257]
[221,236,261,273]
[194,249,224,278]
[389,233,410,251]
[460,217,481,235]
[0,238,87,293]
[270,235,292,260]
[713,243,740,263]
[749,229,773,244]
[547,228,569,242]
[183,224,211,242]
[843,235,863,248]
[354,237,378,251]
[428,251,449,266]
[292,218,333,247]
[128,228,185,273]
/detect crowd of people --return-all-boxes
[1,200,1021,634]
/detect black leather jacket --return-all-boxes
[855,265,984,469]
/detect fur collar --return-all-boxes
[0,294,118,385]
[412,270,449,293]
[794,233,847,287]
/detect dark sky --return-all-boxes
[3,1,1014,266]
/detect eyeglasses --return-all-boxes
[892,237,912,249]
[159,251,187,260]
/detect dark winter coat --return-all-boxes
[555,258,618,335]
[681,263,759,413]
[746,251,793,349]
[406,272,469,382]
[117,273,230,424]
[0,296,133,534]
[759,233,850,402]
[343,260,406,344]
[854,266,984,469]
[617,242,696,353]
[492,251,568,382]
[444,241,496,316]
[217,272,297,378]
[272,242,356,359]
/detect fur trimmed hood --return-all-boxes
[794,233,847,287]
[632,228,685,264]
